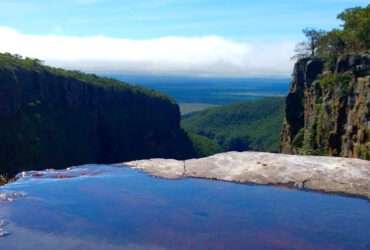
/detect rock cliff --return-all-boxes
[281,53,370,159]
[0,53,195,176]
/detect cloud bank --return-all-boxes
[0,26,296,77]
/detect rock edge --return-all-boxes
[123,151,370,200]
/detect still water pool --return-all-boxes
[0,165,369,250]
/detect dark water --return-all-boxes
[1,165,370,250]
[108,75,289,104]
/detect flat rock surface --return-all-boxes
[124,151,370,199]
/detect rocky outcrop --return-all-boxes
[124,151,370,200]
[0,54,195,176]
[281,53,370,159]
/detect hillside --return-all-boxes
[281,5,370,160]
[182,98,285,156]
[0,53,195,177]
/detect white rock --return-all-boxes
[124,151,370,199]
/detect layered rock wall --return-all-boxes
[281,54,370,159]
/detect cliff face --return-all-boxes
[0,55,195,176]
[281,53,370,160]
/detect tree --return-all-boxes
[293,28,326,59]
[338,5,370,51]
[225,136,250,152]
[303,28,326,56]
[317,29,346,58]
[292,5,370,63]
[293,42,310,60]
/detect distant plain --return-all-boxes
[110,75,289,114]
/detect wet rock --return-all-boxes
[0,220,8,227]
[15,166,107,181]
[0,220,10,238]
[124,151,370,200]
[0,191,26,202]
[0,229,10,238]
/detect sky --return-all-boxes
[0,0,368,77]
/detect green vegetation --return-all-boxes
[179,103,219,115]
[293,28,326,59]
[187,133,222,157]
[182,98,285,157]
[0,53,172,102]
[0,53,195,177]
[285,5,370,160]
[290,71,355,156]
[295,4,370,62]
[319,72,353,96]
[354,143,370,160]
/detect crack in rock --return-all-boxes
[123,152,370,200]
[183,161,187,177]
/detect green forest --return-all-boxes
[182,98,285,157]
[0,53,195,178]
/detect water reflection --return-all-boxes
[0,165,369,250]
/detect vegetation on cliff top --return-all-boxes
[0,53,195,177]
[0,53,173,103]
[295,4,370,64]
[182,98,285,157]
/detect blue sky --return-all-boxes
[0,0,368,76]
[1,0,368,40]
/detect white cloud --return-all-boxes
[0,26,296,77]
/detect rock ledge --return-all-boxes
[123,151,370,200]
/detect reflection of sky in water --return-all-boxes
[0,165,370,250]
